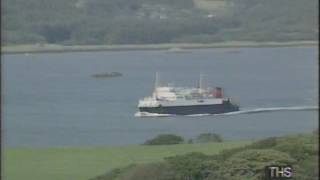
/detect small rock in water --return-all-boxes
[91,72,123,78]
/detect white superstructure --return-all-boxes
[138,85,226,108]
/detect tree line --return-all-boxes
[2,0,318,45]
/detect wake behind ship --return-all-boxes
[137,74,239,116]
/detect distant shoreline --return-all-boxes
[1,41,318,54]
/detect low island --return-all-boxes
[91,72,123,79]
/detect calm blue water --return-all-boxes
[2,47,318,148]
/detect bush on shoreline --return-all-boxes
[195,133,223,143]
[143,134,184,145]
[143,132,225,145]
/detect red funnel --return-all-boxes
[214,87,223,98]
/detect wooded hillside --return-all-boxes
[2,0,318,45]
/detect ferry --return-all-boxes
[137,73,239,115]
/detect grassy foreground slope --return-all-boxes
[3,141,249,180]
[91,132,319,180]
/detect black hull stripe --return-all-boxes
[139,103,239,115]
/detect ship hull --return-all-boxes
[139,101,239,115]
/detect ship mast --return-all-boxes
[155,72,159,90]
[154,72,159,99]
[199,73,204,94]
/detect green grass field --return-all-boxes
[3,141,249,180]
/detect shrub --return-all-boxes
[274,135,318,161]
[89,163,173,180]
[143,134,184,145]
[294,155,319,180]
[187,138,193,144]
[208,149,296,180]
[165,152,217,180]
[248,137,278,149]
[195,133,223,143]
[89,164,136,180]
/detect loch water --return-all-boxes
[2,47,318,147]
